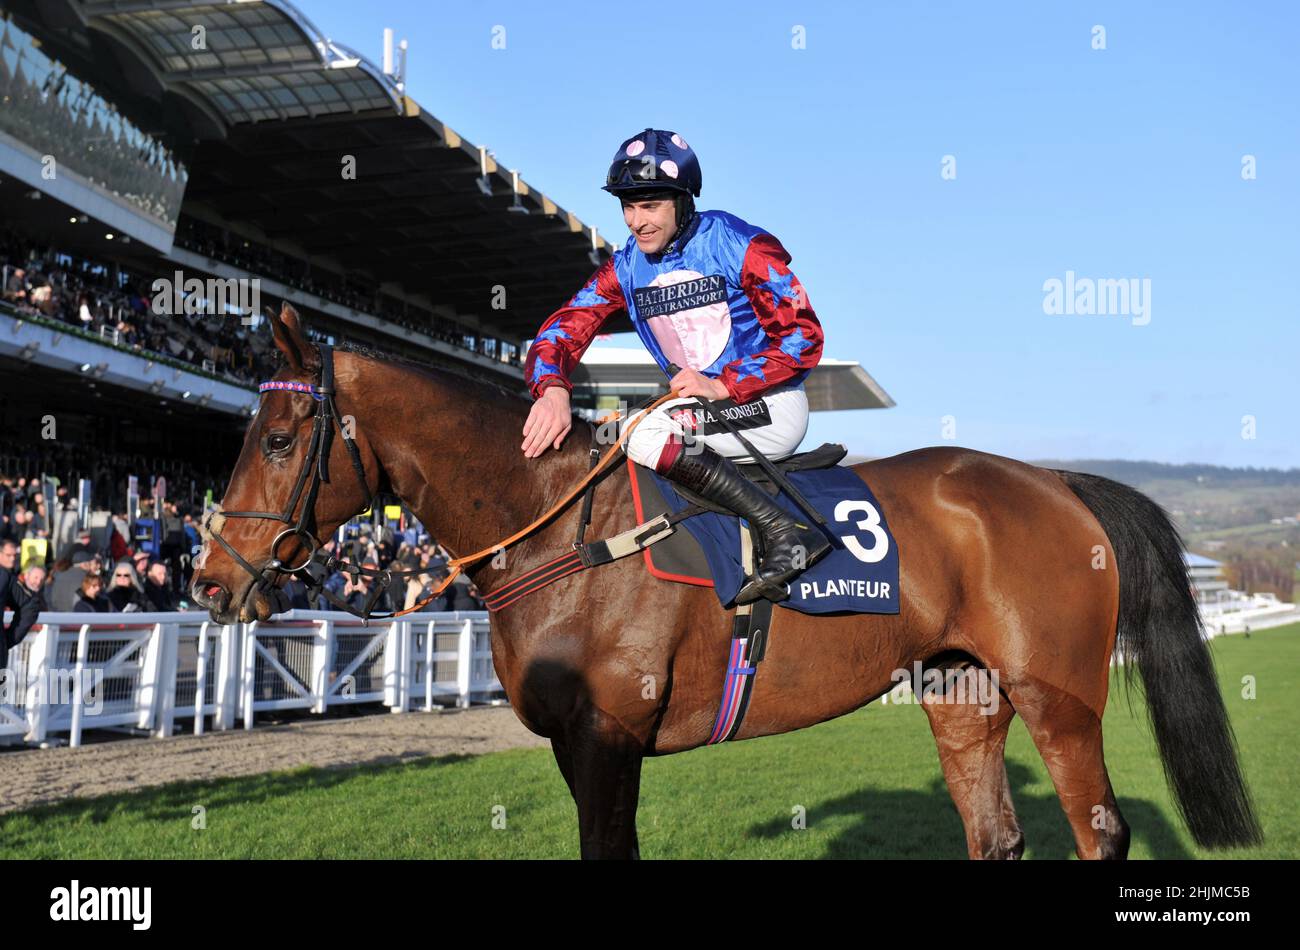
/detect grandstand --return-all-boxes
[0,0,894,538]
[1,0,891,528]
[1186,552,1299,635]
[0,0,622,509]
[0,4,607,673]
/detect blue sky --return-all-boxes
[303,1,1298,467]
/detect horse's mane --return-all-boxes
[294,337,533,408]
[276,332,598,431]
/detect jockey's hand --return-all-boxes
[522,385,572,458]
[670,368,730,401]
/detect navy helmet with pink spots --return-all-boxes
[603,128,702,198]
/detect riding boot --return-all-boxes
[659,443,831,604]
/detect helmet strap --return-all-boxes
[668,193,696,249]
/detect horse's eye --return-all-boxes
[265,433,293,454]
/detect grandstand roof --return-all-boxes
[4,0,616,344]
[84,0,401,124]
[181,113,614,343]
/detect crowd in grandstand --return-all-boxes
[2,222,520,391]
[1,469,484,651]
[0,20,188,226]
[0,442,226,517]
[1,228,280,385]
[175,217,521,364]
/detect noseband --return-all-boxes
[203,343,409,621]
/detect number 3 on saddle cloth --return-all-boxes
[626,447,901,615]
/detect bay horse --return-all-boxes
[193,304,1261,859]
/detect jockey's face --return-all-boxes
[621,197,677,254]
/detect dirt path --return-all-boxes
[0,707,548,814]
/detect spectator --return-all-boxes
[70,527,96,558]
[1,539,41,652]
[447,574,484,612]
[404,554,450,613]
[0,477,15,541]
[25,490,47,536]
[72,572,111,613]
[142,558,177,611]
[160,502,185,592]
[105,560,147,612]
[108,514,132,563]
[49,550,99,611]
[3,266,26,299]
[343,560,396,615]
[315,540,348,604]
[6,504,33,542]
[182,512,202,583]
[12,564,48,648]
[375,531,396,569]
[20,563,47,596]
[281,576,312,611]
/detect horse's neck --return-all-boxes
[360,364,592,580]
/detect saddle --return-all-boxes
[690,442,847,510]
[628,442,847,586]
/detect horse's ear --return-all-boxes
[267,302,318,372]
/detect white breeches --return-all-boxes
[621,384,810,470]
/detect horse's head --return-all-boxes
[191,303,378,623]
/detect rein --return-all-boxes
[202,343,676,622]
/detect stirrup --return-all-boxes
[735,576,792,606]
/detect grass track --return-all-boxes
[2,624,1295,859]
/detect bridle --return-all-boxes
[202,342,422,621]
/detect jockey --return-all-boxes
[521,128,830,604]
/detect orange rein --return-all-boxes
[387,389,679,618]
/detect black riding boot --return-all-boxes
[659,443,832,604]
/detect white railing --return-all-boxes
[0,610,502,747]
[1200,597,1298,636]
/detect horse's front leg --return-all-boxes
[563,712,645,860]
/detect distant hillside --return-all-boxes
[838,456,1299,599]
[1032,459,1300,489]
[841,456,1300,533]
[1033,460,1300,600]
[1030,460,1300,537]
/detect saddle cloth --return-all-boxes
[626,445,901,615]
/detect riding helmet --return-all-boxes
[603,128,702,198]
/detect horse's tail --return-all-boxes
[1054,469,1262,849]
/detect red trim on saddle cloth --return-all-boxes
[627,457,713,588]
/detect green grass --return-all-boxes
[3,624,1296,859]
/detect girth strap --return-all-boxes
[480,507,700,612]
[707,524,772,744]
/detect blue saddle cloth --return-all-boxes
[648,464,901,615]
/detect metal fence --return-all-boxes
[0,610,502,747]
